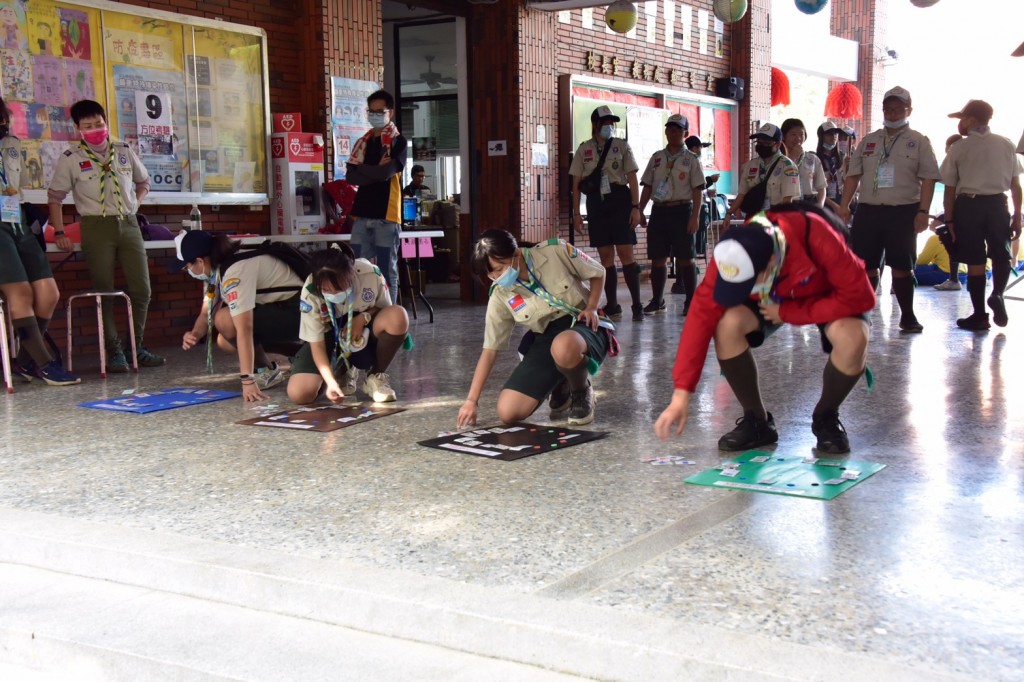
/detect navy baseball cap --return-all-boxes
[167,230,213,273]
[713,226,774,307]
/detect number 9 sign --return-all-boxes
[134,91,172,130]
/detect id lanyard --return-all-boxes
[202,269,221,372]
[0,152,18,229]
[872,132,902,193]
[80,140,126,218]
[325,294,356,369]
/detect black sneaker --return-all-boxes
[603,303,622,319]
[548,380,571,420]
[631,304,645,322]
[899,316,924,333]
[107,349,130,373]
[567,382,595,425]
[718,411,778,451]
[956,312,990,331]
[670,282,685,295]
[643,299,666,315]
[681,299,691,317]
[988,294,1008,327]
[812,410,850,455]
[137,347,166,367]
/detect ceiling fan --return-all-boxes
[402,55,457,90]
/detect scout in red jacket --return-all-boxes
[654,205,876,454]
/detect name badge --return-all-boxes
[876,163,895,189]
[600,173,611,196]
[653,179,670,201]
[1,194,20,224]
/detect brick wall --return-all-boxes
[832,0,888,135]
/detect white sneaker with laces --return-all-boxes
[933,279,962,291]
[254,363,288,391]
[363,372,396,403]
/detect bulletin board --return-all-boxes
[0,0,270,206]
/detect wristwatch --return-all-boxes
[917,209,929,214]
[362,311,372,324]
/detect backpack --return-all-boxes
[739,155,783,216]
[765,203,851,266]
[220,240,311,294]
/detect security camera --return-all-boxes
[886,49,899,60]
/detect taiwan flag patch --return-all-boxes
[79,160,93,172]
[508,294,527,312]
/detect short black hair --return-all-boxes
[70,100,106,125]
[0,96,9,123]
[310,243,357,294]
[411,165,425,175]
[366,89,394,110]
[471,229,518,279]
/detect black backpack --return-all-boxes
[739,155,783,216]
[220,240,311,294]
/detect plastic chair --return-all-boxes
[0,297,13,394]
[65,291,139,378]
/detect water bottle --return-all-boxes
[190,204,202,231]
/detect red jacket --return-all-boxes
[672,210,875,392]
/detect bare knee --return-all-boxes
[375,304,409,336]
[0,282,35,317]
[287,375,322,405]
[714,307,758,358]
[496,390,537,424]
[826,319,869,372]
[550,331,586,367]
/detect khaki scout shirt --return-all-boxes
[219,254,303,317]
[738,152,800,209]
[940,128,1023,197]
[483,239,605,351]
[1,135,22,194]
[48,141,149,216]
[847,126,940,206]
[792,151,826,200]
[569,137,639,186]
[640,147,706,202]
[298,259,391,343]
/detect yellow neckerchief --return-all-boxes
[79,140,125,218]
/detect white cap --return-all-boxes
[883,86,911,104]
[750,123,782,142]
[714,239,757,285]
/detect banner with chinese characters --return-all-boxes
[330,76,380,180]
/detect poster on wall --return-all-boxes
[330,76,380,180]
[700,105,716,169]
[625,105,667,167]
[113,65,187,191]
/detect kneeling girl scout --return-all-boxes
[457,229,617,428]
[287,243,409,405]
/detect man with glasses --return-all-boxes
[839,86,941,333]
[346,90,407,298]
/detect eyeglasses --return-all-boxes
[883,105,908,115]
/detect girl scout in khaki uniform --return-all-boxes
[287,243,410,405]
[47,99,162,371]
[781,118,827,206]
[727,123,800,224]
[458,230,614,428]
[0,97,79,385]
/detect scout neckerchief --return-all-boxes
[758,152,782,181]
[348,121,399,165]
[873,130,903,193]
[519,248,615,331]
[823,152,840,199]
[203,268,221,372]
[325,291,356,370]
[746,214,788,305]
[79,139,125,218]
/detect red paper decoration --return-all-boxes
[771,67,791,107]
[824,83,863,119]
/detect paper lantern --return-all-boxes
[909,0,940,6]
[771,67,791,107]
[713,0,748,23]
[824,83,863,120]
[605,1,638,34]
[794,0,828,14]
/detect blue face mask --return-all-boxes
[599,124,614,140]
[324,289,350,305]
[883,118,907,129]
[187,264,210,282]
[491,256,519,288]
[367,112,388,129]
[822,143,836,151]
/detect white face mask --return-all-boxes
[324,289,350,305]
[187,264,210,281]
[883,118,907,129]
[367,112,388,129]
[822,143,836,151]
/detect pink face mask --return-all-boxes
[81,127,108,146]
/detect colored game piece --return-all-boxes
[237,404,404,431]
[80,388,239,414]
[419,422,607,461]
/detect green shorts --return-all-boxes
[0,222,52,285]
[503,314,610,401]
[291,332,377,376]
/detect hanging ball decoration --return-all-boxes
[824,83,864,120]
[605,1,638,34]
[794,0,829,15]
[713,0,748,23]
[909,0,940,7]
[771,67,791,107]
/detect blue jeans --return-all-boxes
[351,217,400,299]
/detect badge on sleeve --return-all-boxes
[222,278,240,292]
[907,140,916,149]
[362,287,374,302]
[299,300,313,313]
[119,154,128,166]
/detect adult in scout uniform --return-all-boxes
[654,206,875,455]
[725,123,800,224]
[0,97,79,386]
[940,99,1023,331]
[781,119,826,206]
[570,106,645,322]
[637,114,706,315]
[839,86,940,334]
[287,243,410,405]
[816,121,845,215]
[174,231,302,402]
[457,230,614,428]
[47,99,164,371]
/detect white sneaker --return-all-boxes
[339,366,359,396]
[933,279,962,291]
[254,363,288,391]
[363,372,396,403]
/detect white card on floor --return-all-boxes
[824,478,846,485]
[842,469,861,480]
[750,455,770,463]
[720,467,739,477]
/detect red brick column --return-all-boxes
[729,0,773,160]
[831,0,888,135]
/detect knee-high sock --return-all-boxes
[371,331,405,374]
[12,317,52,365]
[555,358,589,392]
[814,359,863,416]
[992,259,1011,297]
[719,349,766,420]
[622,262,642,307]
[948,262,960,282]
[868,272,879,292]
[650,264,667,303]
[681,261,697,302]
[967,274,986,315]
[604,265,618,307]
[891,275,915,318]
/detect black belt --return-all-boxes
[958,193,1004,200]
[653,200,693,208]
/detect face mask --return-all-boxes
[822,143,836,151]
[324,289,350,305]
[755,144,775,159]
[81,127,108,146]
[186,265,210,282]
[691,150,702,158]
[883,118,907,129]
[0,124,8,139]
[491,256,519,288]
[367,112,388,129]
[599,124,614,140]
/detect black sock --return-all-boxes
[967,274,986,315]
[555,359,590,392]
[891,276,915,320]
[622,262,642,307]
[814,359,863,416]
[681,261,697,302]
[868,272,879,292]
[13,317,52,366]
[603,265,618,308]
[371,331,405,374]
[718,349,766,420]
[948,262,959,282]
[992,259,1010,297]
[650,265,667,303]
